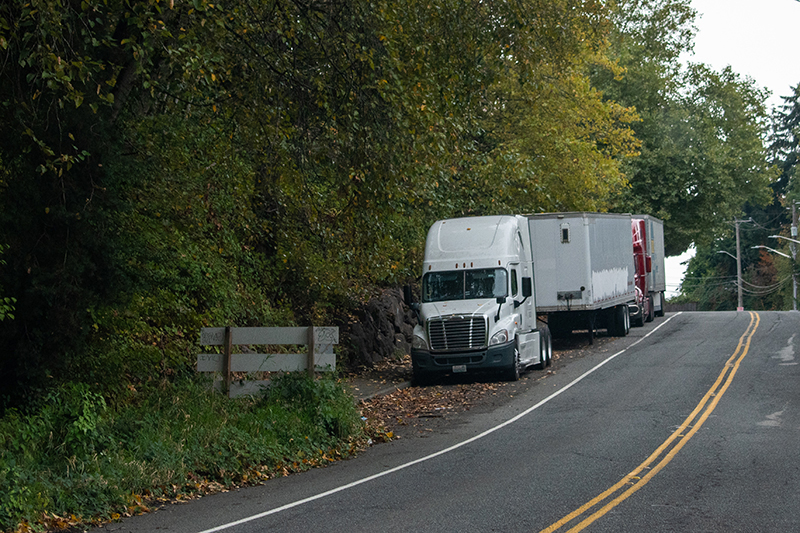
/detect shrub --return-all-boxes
[0,374,364,532]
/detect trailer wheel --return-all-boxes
[609,305,629,337]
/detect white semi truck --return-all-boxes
[405,215,552,384]
[406,212,638,383]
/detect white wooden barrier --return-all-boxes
[197,326,338,398]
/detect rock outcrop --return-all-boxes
[343,288,417,366]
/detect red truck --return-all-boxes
[630,215,666,326]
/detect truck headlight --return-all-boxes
[490,329,509,346]
[412,334,429,351]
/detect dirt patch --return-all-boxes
[356,333,618,439]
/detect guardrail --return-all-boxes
[197,326,338,398]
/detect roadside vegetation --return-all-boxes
[0,0,794,530]
[0,373,370,532]
[672,84,800,310]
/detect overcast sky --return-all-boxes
[687,0,800,110]
[665,0,800,296]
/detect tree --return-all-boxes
[769,83,800,198]
[0,0,165,395]
[0,0,643,402]
[677,204,791,311]
[674,80,800,311]
[596,0,775,256]
[0,0,269,397]
[472,3,641,214]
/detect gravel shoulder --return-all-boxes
[348,332,621,440]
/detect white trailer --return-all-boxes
[527,212,636,342]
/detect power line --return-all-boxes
[741,276,793,290]
[740,277,792,297]
[680,274,738,281]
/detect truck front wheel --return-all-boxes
[504,347,521,381]
[631,303,645,327]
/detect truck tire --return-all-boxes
[609,305,629,337]
[534,328,552,370]
[646,296,655,322]
[622,305,630,335]
[505,349,521,381]
[631,302,644,327]
[544,327,553,367]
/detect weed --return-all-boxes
[0,374,364,532]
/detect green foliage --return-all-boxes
[597,0,776,255]
[677,203,793,311]
[474,0,641,213]
[0,383,111,528]
[0,0,644,405]
[679,80,800,312]
[0,0,168,399]
[264,372,362,440]
[770,83,800,198]
[0,374,363,531]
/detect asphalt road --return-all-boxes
[99,311,800,532]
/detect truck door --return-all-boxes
[511,262,534,331]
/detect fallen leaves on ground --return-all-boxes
[360,380,507,433]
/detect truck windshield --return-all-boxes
[422,268,508,303]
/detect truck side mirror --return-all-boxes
[495,296,506,322]
[522,277,532,298]
[645,256,652,273]
[514,278,533,309]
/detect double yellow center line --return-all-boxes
[541,311,760,533]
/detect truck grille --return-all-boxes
[427,316,487,351]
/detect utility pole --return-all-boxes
[769,228,800,311]
[735,219,744,311]
[792,203,797,311]
[718,217,752,311]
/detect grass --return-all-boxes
[0,372,367,532]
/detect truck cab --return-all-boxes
[631,218,652,326]
[631,215,666,324]
[407,216,551,383]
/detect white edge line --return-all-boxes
[197,312,683,533]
